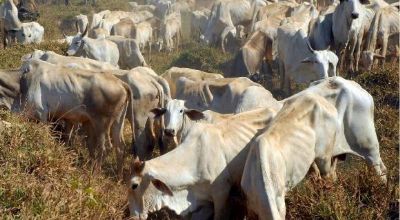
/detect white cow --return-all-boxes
[332,0,370,67]
[106,35,147,69]
[20,59,134,175]
[241,93,339,220]
[128,107,277,219]
[1,0,22,45]
[277,24,338,95]
[157,11,181,52]
[134,21,153,54]
[300,77,387,182]
[66,27,119,67]
[15,22,44,44]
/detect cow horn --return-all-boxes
[306,39,315,53]
[133,156,145,174]
[82,24,89,37]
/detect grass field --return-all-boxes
[0,0,398,219]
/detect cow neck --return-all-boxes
[178,114,198,142]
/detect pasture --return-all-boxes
[0,0,398,219]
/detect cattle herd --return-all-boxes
[0,0,398,219]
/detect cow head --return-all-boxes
[150,99,205,138]
[360,51,384,71]
[16,25,33,45]
[338,0,364,21]
[301,41,339,79]
[128,157,175,219]
[66,25,88,56]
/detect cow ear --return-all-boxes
[152,179,173,196]
[301,56,317,63]
[184,109,205,121]
[373,53,385,59]
[149,108,166,118]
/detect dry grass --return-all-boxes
[0,111,128,219]
[0,0,398,219]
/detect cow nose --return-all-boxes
[351,13,359,19]
[164,129,175,137]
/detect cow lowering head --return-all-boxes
[128,157,175,219]
[360,51,385,71]
[66,25,88,56]
[150,99,205,138]
[301,40,339,79]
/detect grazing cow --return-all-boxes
[161,67,223,98]
[299,77,387,182]
[74,14,88,33]
[15,21,43,44]
[175,77,281,114]
[106,35,147,69]
[1,0,22,45]
[22,49,118,71]
[20,59,134,175]
[24,51,169,161]
[157,12,181,52]
[277,24,338,95]
[128,107,277,219]
[66,27,120,67]
[241,93,339,220]
[361,6,399,70]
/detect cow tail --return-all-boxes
[122,82,136,155]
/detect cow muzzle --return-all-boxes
[164,128,175,137]
[351,12,359,19]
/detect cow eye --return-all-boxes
[28,34,31,37]
[179,109,183,113]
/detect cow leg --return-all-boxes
[82,121,97,172]
[354,32,364,72]
[380,34,388,68]
[111,102,128,178]
[94,118,113,172]
[211,182,231,220]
